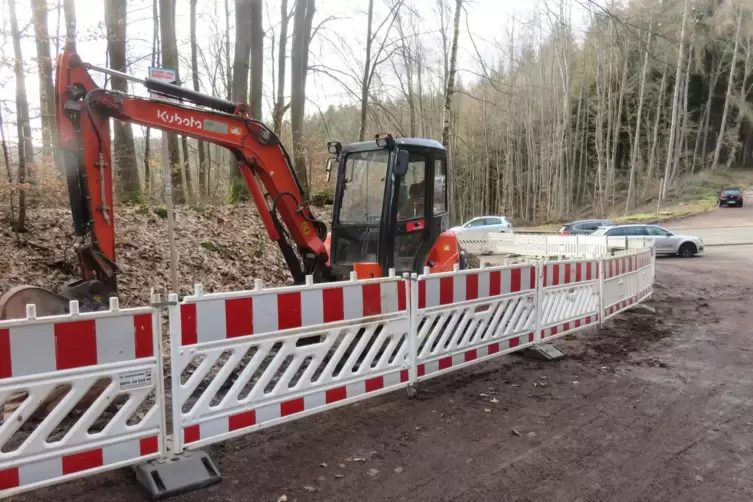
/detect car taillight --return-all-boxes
[721,195,727,199]
[740,194,744,199]
[560,231,570,236]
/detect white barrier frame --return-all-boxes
[486,233,653,257]
[1,238,657,499]
[411,263,539,385]
[0,299,166,499]
[538,257,602,343]
[602,249,654,321]
[168,273,411,454]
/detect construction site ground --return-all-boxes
[18,210,753,502]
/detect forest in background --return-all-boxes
[0,0,752,230]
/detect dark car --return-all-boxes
[558,219,614,236]
[719,188,743,207]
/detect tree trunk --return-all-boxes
[626,9,653,214]
[181,136,193,201]
[396,12,416,137]
[662,0,689,197]
[643,63,668,199]
[105,0,142,202]
[249,0,264,120]
[610,57,628,211]
[440,0,461,149]
[712,8,742,171]
[63,0,76,51]
[441,0,461,221]
[358,0,375,142]
[225,0,232,100]
[158,0,185,203]
[272,0,290,135]
[31,0,56,157]
[228,0,253,203]
[190,0,206,198]
[291,0,315,193]
[144,0,159,197]
[0,105,14,228]
[9,0,32,231]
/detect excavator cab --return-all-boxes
[326,134,462,280]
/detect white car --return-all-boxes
[451,216,513,234]
[592,224,704,257]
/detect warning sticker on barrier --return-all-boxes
[118,368,154,391]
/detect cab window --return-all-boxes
[434,159,447,214]
[397,155,427,220]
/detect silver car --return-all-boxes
[592,224,704,257]
[450,215,513,234]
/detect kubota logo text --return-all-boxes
[156,110,202,129]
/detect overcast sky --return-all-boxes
[3,0,593,141]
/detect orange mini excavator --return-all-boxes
[0,50,470,319]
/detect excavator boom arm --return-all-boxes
[55,50,330,288]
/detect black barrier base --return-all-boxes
[133,449,221,500]
[521,343,565,361]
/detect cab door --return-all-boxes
[381,149,447,275]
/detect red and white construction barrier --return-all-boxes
[0,299,164,498]
[602,249,654,320]
[169,274,410,453]
[0,244,656,498]
[538,258,601,342]
[412,263,538,381]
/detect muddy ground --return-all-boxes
[16,244,753,502]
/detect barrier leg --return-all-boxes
[598,255,606,327]
[407,273,419,398]
[134,293,222,500]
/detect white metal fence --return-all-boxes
[0,241,656,498]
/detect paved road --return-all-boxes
[665,189,753,246]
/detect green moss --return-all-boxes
[200,241,218,252]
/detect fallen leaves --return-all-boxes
[0,203,334,308]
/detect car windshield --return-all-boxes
[338,149,389,224]
[592,227,611,236]
[724,189,740,195]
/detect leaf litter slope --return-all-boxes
[0,203,333,306]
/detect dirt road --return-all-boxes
[16,244,753,501]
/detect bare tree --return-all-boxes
[272,0,291,135]
[358,0,403,141]
[190,0,207,198]
[144,0,159,196]
[249,0,264,120]
[291,0,315,192]
[158,0,185,203]
[31,0,56,156]
[105,0,142,202]
[711,7,742,171]
[63,0,76,51]
[441,0,461,220]
[8,0,33,231]
[626,5,655,213]
[229,0,253,202]
[662,0,690,197]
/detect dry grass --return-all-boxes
[517,168,753,231]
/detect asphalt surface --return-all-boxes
[665,189,753,246]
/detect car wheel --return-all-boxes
[678,242,697,258]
